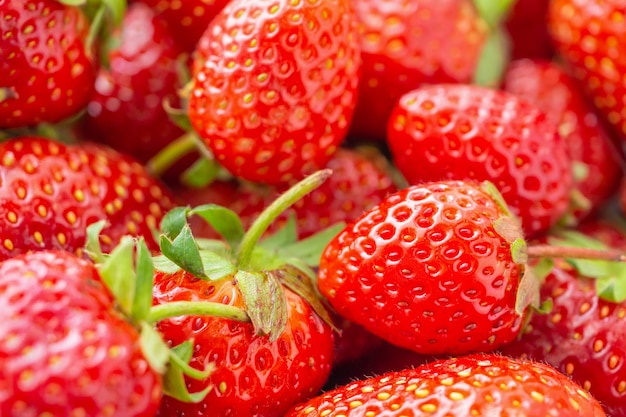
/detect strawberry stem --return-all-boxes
[146,131,200,178]
[527,244,626,262]
[148,301,250,324]
[236,169,332,269]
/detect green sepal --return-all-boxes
[510,238,528,264]
[481,181,515,219]
[236,270,288,341]
[515,266,541,315]
[276,222,345,266]
[99,0,126,26]
[169,340,212,381]
[198,251,236,281]
[138,322,171,375]
[164,97,194,131]
[493,216,524,244]
[596,276,626,303]
[259,215,298,251]
[162,341,213,403]
[181,158,221,189]
[98,235,135,316]
[160,224,207,280]
[160,206,189,238]
[189,204,245,251]
[532,257,554,283]
[85,220,108,263]
[473,0,517,28]
[473,28,510,88]
[152,255,182,274]
[131,239,154,322]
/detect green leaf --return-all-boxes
[160,206,190,239]
[277,222,345,266]
[164,98,193,131]
[132,239,154,322]
[138,323,171,375]
[515,267,540,315]
[236,270,288,341]
[160,224,207,280]
[199,251,236,281]
[473,0,517,28]
[181,158,221,189]
[162,341,213,403]
[596,276,626,303]
[510,238,528,264]
[259,214,298,251]
[189,204,245,251]
[169,341,212,381]
[84,220,108,263]
[152,255,182,274]
[473,28,510,88]
[98,236,136,316]
[532,257,554,283]
[101,0,126,26]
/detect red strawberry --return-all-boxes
[549,0,626,144]
[188,0,361,185]
[79,3,187,169]
[0,0,96,128]
[0,137,176,261]
[136,0,230,53]
[0,250,162,416]
[503,0,553,60]
[286,353,607,416]
[348,0,488,141]
[331,316,384,367]
[318,180,529,356]
[503,59,621,221]
[387,84,574,237]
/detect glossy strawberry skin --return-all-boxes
[349,0,487,141]
[500,260,626,417]
[0,0,96,128]
[503,59,621,221]
[387,84,573,237]
[153,270,335,417]
[318,180,524,355]
[549,0,626,143]
[0,137,176,261]
[0,250,161,416]
[188,0,361,185]
[286,354,607,417]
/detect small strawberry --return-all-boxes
[188,0,361,185]
[286,353,607,416]
[503,59,621,222]
[387,84,574,237]
[0,137,176,261]
[0,0,96,128]
[348,0,488,141]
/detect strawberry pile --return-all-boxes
[2,0,626,416]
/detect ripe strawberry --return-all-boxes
[0,250,162,416]
[548,0,626,143]
[387,84,573,237]
[79,3,186,169]
[318,180,530,356]
[503,59,621,221]
[0,137,176,261]
[0,0,96,128]
[348,0,487,141]
[503,0,553,60]
[188,0,361,185]
[136,0,230,53]
[286,353,607,416]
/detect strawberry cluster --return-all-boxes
[1,0,626,416]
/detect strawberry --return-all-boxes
[188,0,361,185]
[0,250,162,416]
[387,84,574,237]
[318,180,531,355]
[136,0,230,53]
[0,0,96,128]
[503,59,621,222]
[286,353,607,416]
[348,0,488,141]
[79,3,187,169]
[0,137,176,261]
[548,0,626,144]
[503,0,553,60]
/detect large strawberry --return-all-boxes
[503,59,621,222]
[387,84,574,237]
[548,0,626,144]
[286,353,607,416]
[0,0,96,128]
[0,137,176,261]
[188,0,361,185]
[348,0,488,141]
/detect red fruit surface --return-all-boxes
[318,180,525,355]
[154,270,335,417]
[0,0,96,128]
[500,260,626,416]
[503,59,621,221]
[387,84,573,237]
[331,317,383,366]
[188,0,361,185]
[0,137,176,261]
[549,0,626,143]
[0,250,161,416]
[349,0,487,141]
[504,0,553,60]
[286,353,607,417]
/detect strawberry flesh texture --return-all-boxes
[0,251,161,416]
[0,137,176,261]
[286,353,607,416]
[349,0,487,142]
[503,59,621,221]
[0,0,96,128]
[189,0,361,185]
[318,180,524,356]
[387,84,574,238]
[153,270,335,417]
